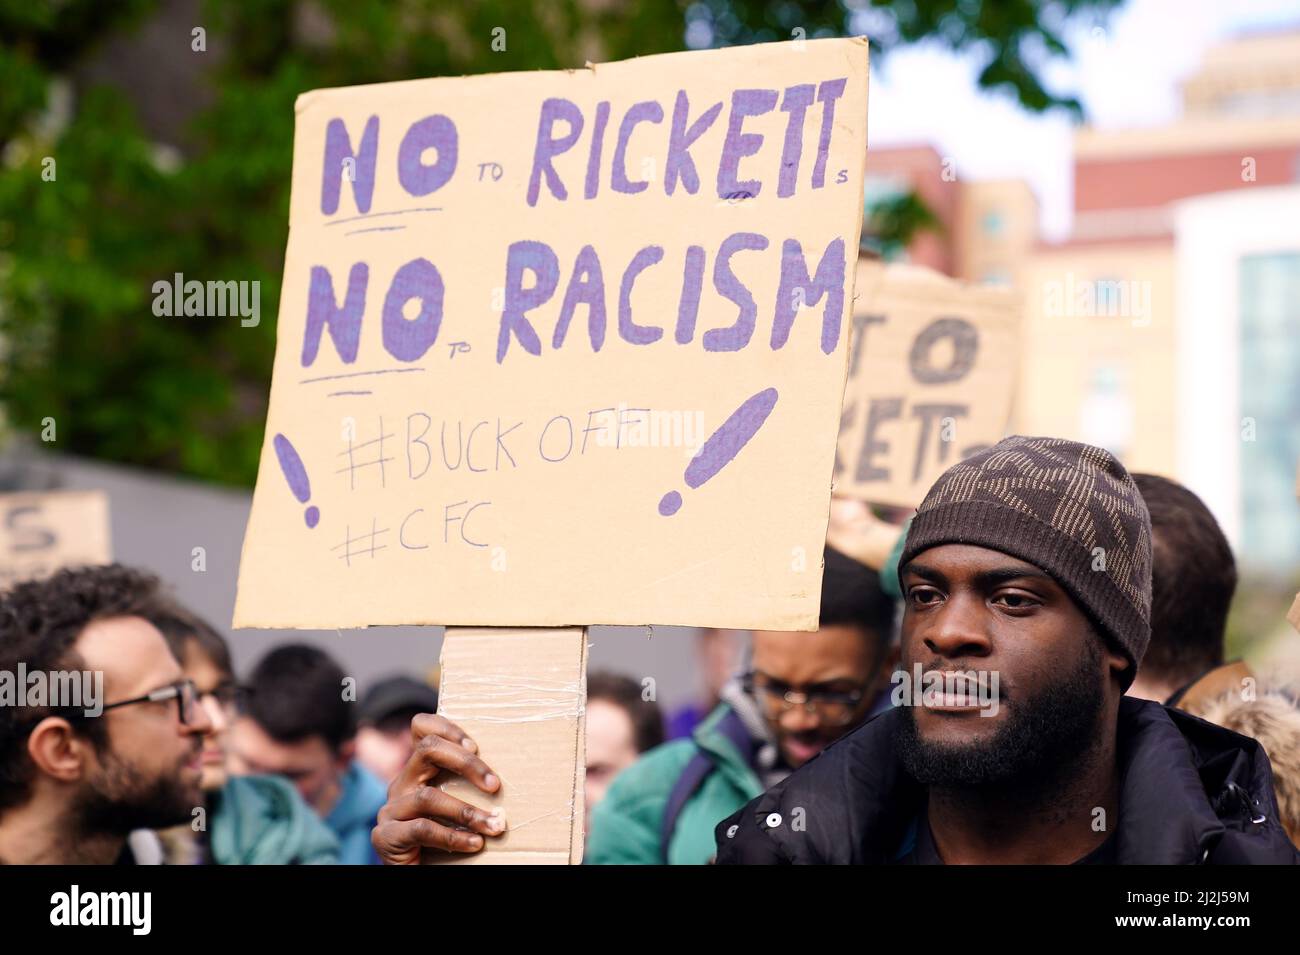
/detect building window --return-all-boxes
[1078,362,1133,460]
[1092,275,1130,319]
[1238,252,1300,575]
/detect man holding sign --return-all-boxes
[715,436,1299,865]
[236,37,870,863]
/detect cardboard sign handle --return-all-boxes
[432,627,587,864]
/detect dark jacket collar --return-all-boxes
[1111,697,1227,863]
[720,697,1297,864]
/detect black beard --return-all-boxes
[895,640,1106,790]
[74,749,198,837]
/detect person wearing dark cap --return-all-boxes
[717,435,1299,864]
[355,676,440,785]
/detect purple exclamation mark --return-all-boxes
[274,433,320,528]
[659,387,779,516]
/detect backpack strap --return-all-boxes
[659,708,758,863]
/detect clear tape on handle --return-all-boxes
[438,674,585,725]
[505,798,578,830]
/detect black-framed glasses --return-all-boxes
[100,679,200,725]
[199,680,244,710]
[742,671,866,726]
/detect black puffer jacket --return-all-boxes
[715,697,1299,864]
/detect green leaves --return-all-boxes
[0,0,1115,485]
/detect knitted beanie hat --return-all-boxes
[899,435,1153,684]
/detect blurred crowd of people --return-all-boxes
[1,436,1298,865]
[0,572,433,864]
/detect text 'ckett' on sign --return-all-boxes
[835,261,1020,508]
[234,38,870,632]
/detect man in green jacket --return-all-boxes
[586,546,898,864]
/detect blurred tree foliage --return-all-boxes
[861,189,944,260]
[0,0,1118,485]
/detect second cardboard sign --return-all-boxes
[836,261,1021,508]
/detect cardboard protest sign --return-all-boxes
[835,261,1019,508]
[434,628,587,864]
[0,490,111,589]
[234,38,870,632]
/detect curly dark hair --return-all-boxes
[0,563,163,815]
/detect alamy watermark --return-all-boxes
[890,664,1000,717]
[589,402,705,457]
[0,665,103,717]
[1043,273,1151,326]
[151,273,260,327]
[50,885,150,935]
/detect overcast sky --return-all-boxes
[865,0,1300,241]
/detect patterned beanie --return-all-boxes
[899,435,1153,685]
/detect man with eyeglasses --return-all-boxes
[0,564,214,864]
[581,546,898,864]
